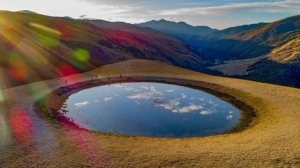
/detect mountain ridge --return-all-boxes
[137,19,217,36]
[0,10,205,88]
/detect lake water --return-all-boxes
[58,82,241,137]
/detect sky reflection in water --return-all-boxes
[59,82,240,137]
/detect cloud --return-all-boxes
[125,88,134,91]
[165,89,174,92]
[181,94,187,99]
[127,87,163,100]
[159,0,300,16]
[104,97,113,102]
[156,99,180,110]
[114,84,123,88]
[4,0,300,29]
[74,101,89,107]
[141,86,149,89]
[200,110,214,115]
[172,104,203,113]
[226,115,233,120]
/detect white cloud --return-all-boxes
[200,110,214,115]
[165,89,174,92]
[3,0,300,29]
[159,1,300,16]
[156,99,180,110]
[125,88,134,91]
[127,88,163,100]
[74,101,89,107]
[158,104,174,110]
[181,94,187,99]
[226,115,233,120]
[172,104,203,113]
[104,97,113,102]
[199,98,204,101]
[141,86,149,90]
[150,86,156,92]
[114,84,123,88]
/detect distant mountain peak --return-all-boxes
[159,19,168,22]
[137,19,217,36]
[17,10,37,14]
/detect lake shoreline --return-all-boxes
[3,60,299,167]
[36,76,257,138]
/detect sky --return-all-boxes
[1,0,300,29]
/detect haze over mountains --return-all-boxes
[137,19,216,36]
[1,10,300,88]
[138,16,300,87]
[137,20,217,49]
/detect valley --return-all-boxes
[1,8,300,167]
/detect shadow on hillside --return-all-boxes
[243,59,300,88]
[202,39,273,62]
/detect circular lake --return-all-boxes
[58,82,241,137]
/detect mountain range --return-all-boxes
[1,10,300,88]
[203,15,300,87]
[137,19,217,49]
[137,19,217,36]
[0,11,204,88]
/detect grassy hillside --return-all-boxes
[205,15,300,61]
[200,15,300,88]
[199,22,267,49]
[0,11,204,88]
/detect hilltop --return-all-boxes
[0,11,205,88]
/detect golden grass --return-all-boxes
[208,56,266,76]
[269,37,300,62]
[1,59,300,167]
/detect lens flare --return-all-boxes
[0,17,4,29]
[10,108,33,144]
[29,82,50,103]
[8,53,28,81]
[29,22,62,36]
[36,33,60,47]
[74,48,90,62]
[58,63,78,77]
[54,20,74,39]
[0,112,12,147]
[29,22,61,48]
[61,122,109,164]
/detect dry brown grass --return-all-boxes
[1,59,300,167]
[269,37,300,62]
[208,56,266,76]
